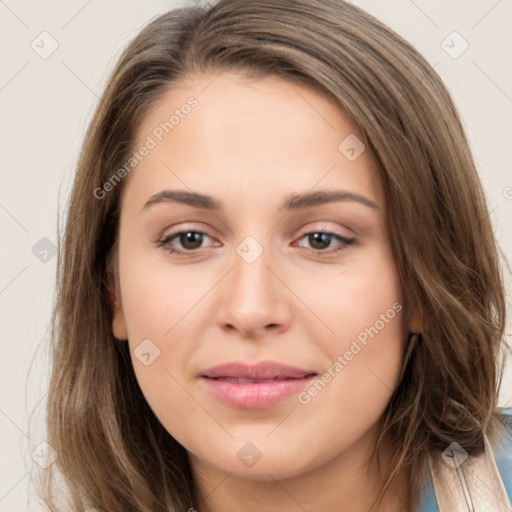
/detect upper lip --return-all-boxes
[201,361,317,380]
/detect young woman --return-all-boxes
[38,0,512,511]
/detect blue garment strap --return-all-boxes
[495,407,512,506]
[417,407,512,511]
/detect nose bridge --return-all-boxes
[216,234,290,335]
[231,235,276,310]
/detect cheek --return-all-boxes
[302,244,405,347]
[301,247,406,407]
[119,247,211,339]
[117,248,208,403]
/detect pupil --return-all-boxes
[310,233,330,250]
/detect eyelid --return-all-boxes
[293,229,355,253]
[295,223,354,239]
[158,223,351,242]
[157,229,218,249]
[158,222,217,242]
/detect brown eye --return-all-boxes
[174,232,204,250]
[158,231,217,256]
[295,231,355,254]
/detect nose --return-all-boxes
[216,242,293,339]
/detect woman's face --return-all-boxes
[112,71,411,480]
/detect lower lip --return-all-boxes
[200,376,316,409]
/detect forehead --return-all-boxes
[123,71,383,213]
[135,70,360,145]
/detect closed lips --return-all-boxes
[208,377,315,383]
[200,361,317,380]
[200,361,318,409]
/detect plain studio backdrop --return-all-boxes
[1,1,511,510]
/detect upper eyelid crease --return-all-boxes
[141,189,380,213]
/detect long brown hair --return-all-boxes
[36,0,510,510]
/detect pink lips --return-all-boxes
[200,361,317,409]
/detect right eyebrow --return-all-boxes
[141,190,221,212]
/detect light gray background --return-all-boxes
[1,1,511,510]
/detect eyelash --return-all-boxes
[156,229,356,258]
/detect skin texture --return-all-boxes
[111,71,415,512]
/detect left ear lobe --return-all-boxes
[111,293,128,340]
[107,263,128,340]
[407,307,423,335]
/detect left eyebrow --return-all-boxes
[140,189,380,213]
[280,190,380,211]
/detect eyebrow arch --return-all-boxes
[141,189,379,213]
[281,190,379,211]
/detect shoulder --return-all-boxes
[494,406,512,502]
[498,406,512,428]
[417,407,512,512]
